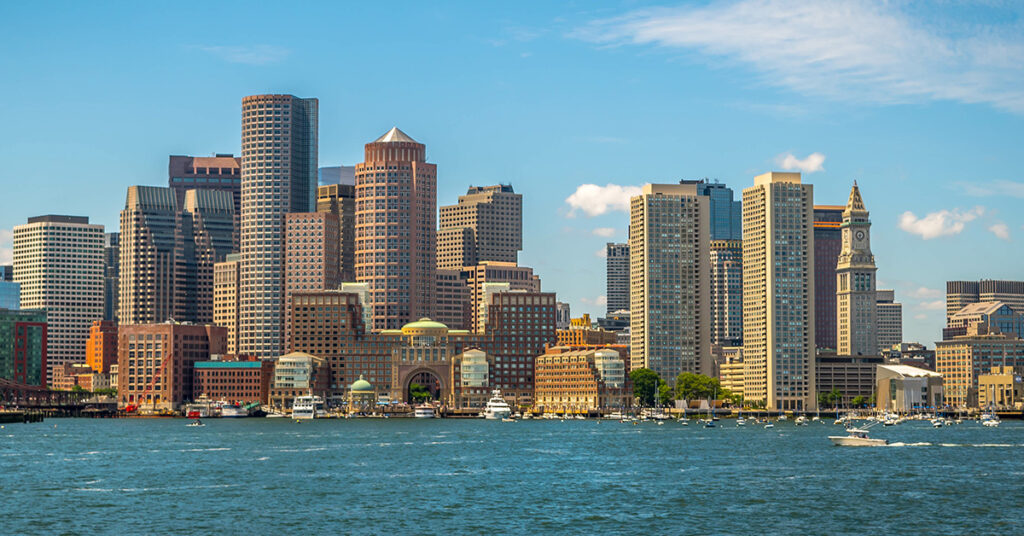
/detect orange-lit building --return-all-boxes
[556,314,618,346]
[86,320,118,373]
[535,346,631,413]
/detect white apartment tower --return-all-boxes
[742,173,816,411]
[13,215,105,378]
[629,184,711,383]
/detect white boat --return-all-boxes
[501,417,516,422]
[217,401,248,418]
[481,390,512,420]
[736,417,746,426]
[292,394,327,420]
[829,427,888,446]
[982,418,1000,427]
[186,420,205,427]
[795,416,809,426]
[778,414,788,421]
[764,423,774,429]
[414,405,435,418]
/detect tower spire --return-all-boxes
[846,182,866,212]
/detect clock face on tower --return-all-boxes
[855,230,865,241]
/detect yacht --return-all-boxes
[184,396,214,419]
[217,401,248,418]
[481,390,512,420]
[413,405,436,419]
[292,395,327,420]
[829,427,888,447]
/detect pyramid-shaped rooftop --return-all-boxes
[846,181,866,211]
[373,126,417,144]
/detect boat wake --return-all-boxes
[886,442,1021,448]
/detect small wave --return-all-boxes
[179,447,231,452]
[887,442,932,447]
[256,456,269,461]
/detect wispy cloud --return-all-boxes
[904,286,942,299]
[565,183,643,217]
[957,179,1024,198]
[775,152,825,174]
[0,229,12,264]
[194,45,290,65]
[989,222,1011,240]
[580,295,608,307]
[917,299,946,311]
[573,0,1024,113]
[898,207,985,239]
[594,247,607,258]
[592,227,617,238]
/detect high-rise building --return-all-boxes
[284,212,339,351]
[0,308,47,386]
[85,320,118,373]
[13,215,104,377]
[435,269,468,330]
[437,184,522,269]
[946,280,1024,320]
[681,179,742,240]
[354,127,436,330]
[742,172,816,411]
[119,186,234,325]
[556,301,571,330]
[482,290,557,405]
[813,205,843,350]
[710,239,743,347]
[629,183,711,383]
[836,183,877,357]
[168,154,241,249]
[0,265,19,310]
[876,290,903,354]
[103,233,119,322]
[239,94,318,357]
[462,261,541,333]
[213,253,240,354]
[605,243,629,315]
[318,165,356,186]
[316,184,356,282]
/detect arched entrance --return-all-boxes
[407,370,442,403]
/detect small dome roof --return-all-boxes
[401,317,448,333]
[351,374,373,392]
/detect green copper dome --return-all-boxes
[351,374,373,392]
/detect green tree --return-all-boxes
[851,395,866,408]
[71,385,85,393]
[630,368,662,407]
[828,388,843,408]
[674,373,721,401]
[658,383,673,406]
[817,392,830,408]
[409,383,432,402]
[93,388,117,397]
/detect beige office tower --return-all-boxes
[876,289,902,354]
[354,127,436,330]
[239,94,318,357]
[213,254,240,354]
[437,185,522,269]
[316,184,355,282]
[742,172,816,411]
[836,183,877,357]
[13,216,105,377]
[629,184,711,384]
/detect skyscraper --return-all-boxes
[681,179,742,240]
[605,243,629,314]
[0,266,19,310]
[876,289,903,353]
[629,184,711,383]
[946,280,1024,320]
[284,211,339,351]
[836,183,877,357]
[709,239,743,347]
[239,94,318,357]
[813,206,844,350]
[354,127,436,330]
[168,154,241,249]
[742,172,816,411]
[213,253,240,354]
[437,184,522,269]
[13,215,104,377]
[103,233,119,322]
[316,184,355,282]
[119,186,234,325]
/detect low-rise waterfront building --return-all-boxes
[882,342,936,370]
[718,349,744,398]
[876,364,943,412]
[936,332,1024,407]
[193,356,273,405]
[815,353,882,407]
[269,351,330,410]
[85,320,118,373]
[534,346,631,413]
[977,366,1023,410]
[556,314,618,346]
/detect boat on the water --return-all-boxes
[413,405,436,418]
[186,419,205,427]
[795,415,809,426]
[292,394,327,420]
[829,427,888,447]
[481,390,512,420]
[217,401,248,418]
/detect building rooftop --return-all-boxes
[194,361,262,369]
[878,364,942,378]
[950,301,1008,318]
[373,127,417,144]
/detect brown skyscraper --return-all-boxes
[438,184,522,269]
[284,212,340,351]
[316,184,356,282]
[169,154,241,249]
[354,127,436,330]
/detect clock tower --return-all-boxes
[836,181,877,356]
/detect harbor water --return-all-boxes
[2,418,1022,535]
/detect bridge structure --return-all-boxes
[0,378,117,417]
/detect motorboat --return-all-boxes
[292,394,327,420]
[778,414,788,421]
[186,419,205,427]
[764,423,774,429]
[413,405,435,418]
[829,427,888,447]
[736,417,746,426]
[795,416,809,426]
[982,418,1000,427]
[501,417,516,422]
[481,390,512,420]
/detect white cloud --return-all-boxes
[592,227,617,237]
[898,207,985,239]
[573,1,1024,114]
[594,248,607,258]
[580,295,608,306]
[914,313,928,320]
[958,179,1024,199]
[195,45,290,65]
[917,300,946,311]
[0,229,12,264]
[905,286,942,299]
[775,152,825,174]
[565,183,643,217]
[989,222,1011,240]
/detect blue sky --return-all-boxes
[1,1,1022,345]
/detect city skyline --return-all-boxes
[3,2,1024,345]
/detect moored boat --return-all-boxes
[292,394,326,420]
[413,405,436,418]
[481,390,512,420]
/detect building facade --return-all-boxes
[354,127,436,330]
[103,233,119,322]
[0,308,47,386]
[813,205,843,350]
[0,265,18,310]
[85,320,118,373]
[239,94,318,358]
[435,268,469,330]
[437,184,522,269]
[742,172,816,411]
[605,242,629,315]
[977,366,1023,410]
[876,290,903,354]
[815,354,882,407]
[876,364,943,412]
[681,179,742,240]
[836,183,877,357]
[316,183,356,282]
[192,357,273,405]
[168,154,242,249]
[13,215,104,377]
[709,239,743,347]
[535,347,631,413]
[213,253,240,354]
[936,332,1024,407]
[463,262,541,333]
[284,211,340,351]
[946,280,1024,320]
[629,183,711,383]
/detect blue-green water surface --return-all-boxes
[2,418,1022,535]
